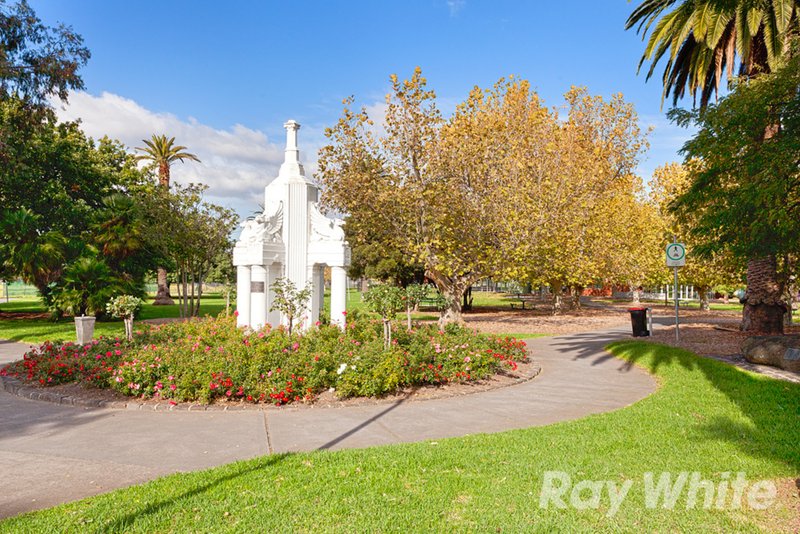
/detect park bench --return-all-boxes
[507,293,540,310]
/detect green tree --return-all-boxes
[269,277,312,336]
[51,254,131,317]
[363,284,405,348]
[403,283,430,331]
[134,134,200,188]
[628,0,800,332]
[627,0,799,107]
[144,183,236,318]
[344,216,425,286]
[0,207,65,297]
[0,0,90,104]
[670,56,800,330]
[134,134,201,305]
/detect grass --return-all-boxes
[2,341,797,532]
[0,297,228,343]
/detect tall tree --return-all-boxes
[135,134,200,305]
[135,135,200,187]
[628,0,800,333]
[318,69,508,325]
[0,0,90,105]
[669,58,800,329]
[627,0,799,107]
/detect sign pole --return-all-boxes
[666,241,685,342]
[673,266,679,342]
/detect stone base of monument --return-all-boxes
[741,335,800,372]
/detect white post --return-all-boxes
[250,265,268,329]
[267,263,282,326]
[331,266,347,328]
[305,265,320,328]
[236,265,252,327]
[674,267,680,342]
[318,266,326,315]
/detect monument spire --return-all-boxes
[278,119,306,180]
[283,120,300,163]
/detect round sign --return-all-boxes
[666,243,685,260]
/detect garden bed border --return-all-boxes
[0,359,542,412]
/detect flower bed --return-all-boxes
[0,313,527,405]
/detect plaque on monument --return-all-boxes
[250,281,265,293]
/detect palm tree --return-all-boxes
[0,208,66,295]
[135,135,200,305]
[135,134,200,187]
[627,0,799,333]
[628,0,798,107]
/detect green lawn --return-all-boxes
[0,297,228,343]
[2,341,796,532]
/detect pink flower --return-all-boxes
[464,356,471,363]
[234,310,239,317]
[168,375,174,381]
[170,384,176,391]
[292,342,299,350]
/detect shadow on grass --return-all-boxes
[99,453,292,533]
[98,393,412,530]
[605,340,800,472]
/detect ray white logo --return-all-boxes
[538,471,776,517]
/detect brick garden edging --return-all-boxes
[0,359,542,412]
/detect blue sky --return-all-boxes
[32,0,695,217]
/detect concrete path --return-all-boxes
[0,340,32,365]
[0,327,655,519]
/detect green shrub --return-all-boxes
[2,314,528,405]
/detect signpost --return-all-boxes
[666,242,686,341]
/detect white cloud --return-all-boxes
[52,91,325,218]
[447,0,466,16]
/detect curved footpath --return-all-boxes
[0,327,654,519]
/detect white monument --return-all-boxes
[233,120,350,330]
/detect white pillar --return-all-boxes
[236,265,251,327]
[267,263,282,327]
[309,265,322,326]
[330,266,347,328]
[318,266,326,316]
[251,265,267,329]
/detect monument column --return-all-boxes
[236,265,252,327]
[267,263,282,326]
[330,266,347,327]
[250,265,268,329]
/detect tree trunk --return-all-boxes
[462,286,473,311]
[550,281,563,315]
[426,270,474,327]
[697,286,710,312]
[406,307,412,331]
[741,256,786,334]
[196,273,203,317]
[153,267,174,305]
[570,285,583,310]
[124,317,133,341]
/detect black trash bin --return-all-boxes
[628,307,650,337]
